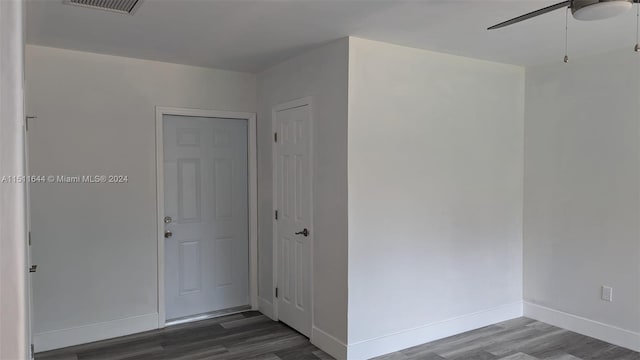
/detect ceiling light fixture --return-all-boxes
[488,0,638,30]
[489,0,640,61]
[572,0,633,21]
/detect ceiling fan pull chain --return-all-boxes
[635,2,639,52]
[564,7,570,63]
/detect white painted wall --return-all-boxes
[0,1,29,359]
[25,45,256,351]
[523,48,640,350]
[257,38,349,355]
[23,32,639,359]
[347,38,525,358]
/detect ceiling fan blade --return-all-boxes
[488,1,571,30]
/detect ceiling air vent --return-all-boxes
[64,0,144,15]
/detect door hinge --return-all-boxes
[274,132,278,142]
[31,343,34,359]
[275,210,278,220]
[28,231,31,246]
[275,287,278,298]
[25,116,36,131]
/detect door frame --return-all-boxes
[155,106,258,327]
[271,97,314,329]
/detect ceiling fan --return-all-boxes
[488,0,639,30]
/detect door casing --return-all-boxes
[155,106,258,327]
[271,97,314,330]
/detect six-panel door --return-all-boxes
[163,115,249,320]
[274,104,312,337]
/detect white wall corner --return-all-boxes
[523,301,640,352]
[312,326,348,360]
[0,0,27,358]
[257,296,275,320]
[34,313,159,352]
[347,301,523,360]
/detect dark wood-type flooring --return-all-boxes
[36,313,639,360]
[375,317,640,360]
[36,312,330,360]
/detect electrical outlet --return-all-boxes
[601,286,613,302]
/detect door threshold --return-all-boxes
[165,305,252,327]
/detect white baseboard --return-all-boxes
[258,296,275,320]
[347,301,523,360]
[312,326,348,360]
[34,313,159,352]
[523,301,640,352]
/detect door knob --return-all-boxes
[29,265,37,273]
[164,230,173,238]
[164,216,172,224]
[295,228,309,237]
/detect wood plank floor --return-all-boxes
[374,317,640,360]
[36,312,331,360]
[36,313,639,360]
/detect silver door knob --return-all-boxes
[164,230,173,238]
[29,265,37,273]
[164,216,172,224]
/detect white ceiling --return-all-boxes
[26,0,640,73]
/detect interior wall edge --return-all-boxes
[311,326,348,360]
[256,36,350,345]
[523,301,640,352]
[25,43,257,349]
[522,47,640,343]
[34,312,159,352]
[346,301,523,360]
[257,296,274,320]
[0,0,28,359]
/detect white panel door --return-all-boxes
[164,115,249,320]
[274,103,312,337]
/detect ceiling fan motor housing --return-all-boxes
[571,0,633,21]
